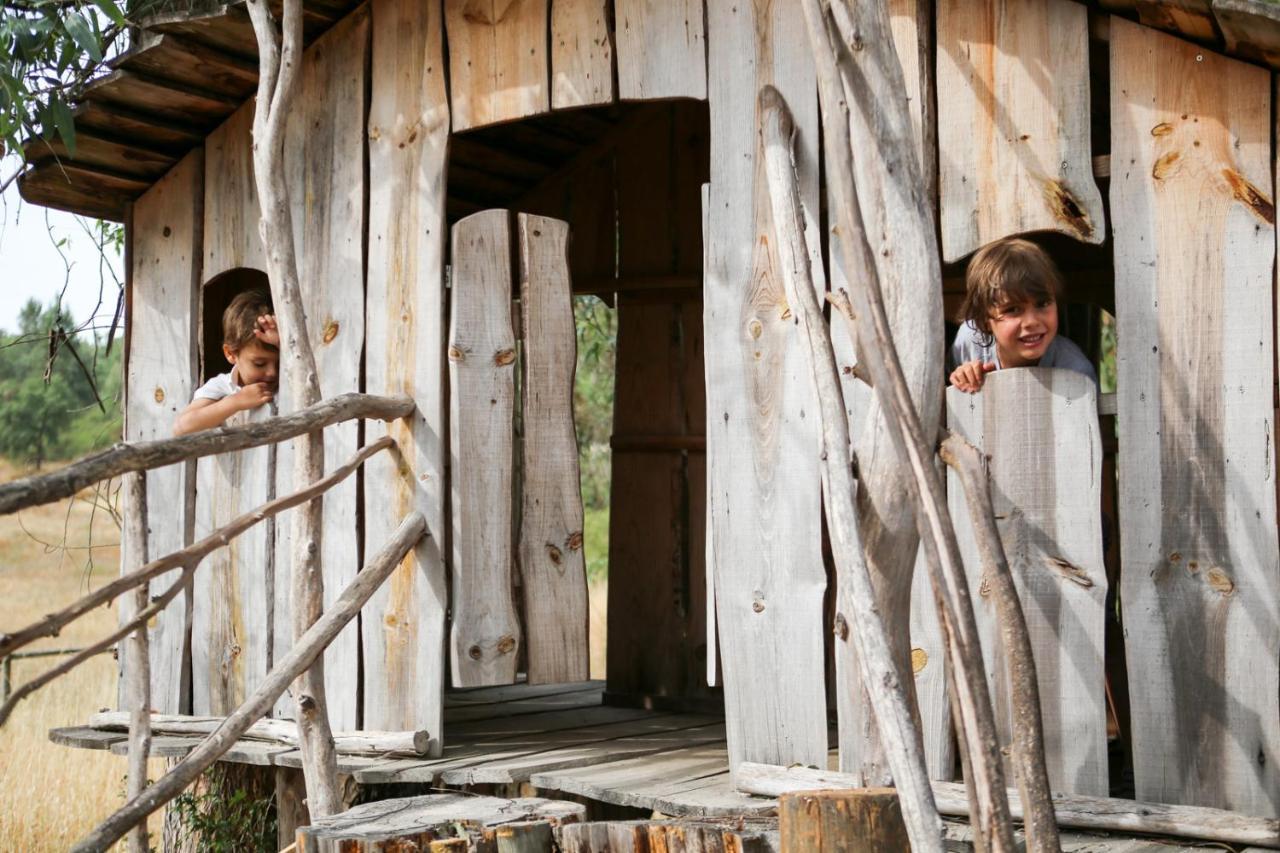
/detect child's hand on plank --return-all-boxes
[949,359,996,393]
[233,381,275,411]
[254,314,280,347]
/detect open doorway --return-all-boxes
[200,268,270,382]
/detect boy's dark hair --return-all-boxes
[222,287,275,352]
[959,238,1064,345]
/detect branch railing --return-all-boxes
[0,392,426,853]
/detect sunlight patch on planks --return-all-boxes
[445,0,549,132]
[1111,17,1279,813]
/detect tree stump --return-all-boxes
[779,788,910,852]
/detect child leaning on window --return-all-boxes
[174,288,280,435]
[948,237,1096,393]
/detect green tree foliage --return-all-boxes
[0,297,121,467]
[573,295,615,511]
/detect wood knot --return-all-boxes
[833,613,849,641]
[911,648,928,674]
[1040,178,1093,239]
[1206,567,1235,596]
[1150,122,1174,137]
[468,644,483,660]
[162,226,172,238]
[154,387,165,403]
[747,318,763,340]
[546,543,563,565]
[1152,151,1181,181]
[752,591,765,614]
[494,348,516,367]
[497,635,517,655]
[322,319,340,344]
[1221,168,1275,225]
[566,531,583,551]
[299,695,317,712]
[1046,556,1093,588]
[448,345,466,362]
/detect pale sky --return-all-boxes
[0,155,125,337]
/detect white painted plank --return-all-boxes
[937,0,1106,261]
[191,404,274,715]
[123,149,203,714]
[947,370,1108,796]
[270,7,368,731]
[704,0,826,771]
[551,0,613,109]
[1112,17,1279,813]
[362,0,449,748]
[517,213,589,684]
[614,0,706,100]
[445,0,549,132]
[449,209,521,686]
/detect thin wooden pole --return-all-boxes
[0,437,395,660]
[798,3,1014,850]
[759,84,942,852]
[939,433,1059,853]
[71,512,429,853]
[0,393,412,517]
[122,471,151,853]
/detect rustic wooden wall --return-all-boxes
[123,148,203,715]
[1112,18,1279,813]
[269,5,368,732]
[704,0,826,770]
[362,0,450,748]
[614,0,706,100]
[445,0,549,132]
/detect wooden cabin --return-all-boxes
[22,0,1280,837]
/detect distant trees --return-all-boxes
[0,298,121,467]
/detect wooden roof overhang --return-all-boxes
[16,0,1280,223]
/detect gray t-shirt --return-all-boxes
[949,321,1096,385]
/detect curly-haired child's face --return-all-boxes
[989,297,1058,368]
[224,340,279,390]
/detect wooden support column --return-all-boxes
[1112,18,1279,813]
[125,148,203,714]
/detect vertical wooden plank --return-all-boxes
[614,0,707,100]
[450,209,521,686]
[517,213,590,684]
[363,0,449,748]
[445,0,549,132]
[270,7,368,731]
[192,405,274,715]
[1112,18,1279,813]
[937,0,1106,262]
[124,149,203,714]
[705,0,825,770]
[701,182,717,691]
[202,102,263,282]
[947,370,1108,796]
[830,0,945,778]
[551,0,613,109]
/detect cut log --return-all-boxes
[449,209,521,686]
[295,794,583,852]
[1111,18,1279,814]
[778,788,909,853]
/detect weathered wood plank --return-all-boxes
[704,0,826,772]
[445,679,599,705]
[1212,0,1280,69]
[1135,0,1219,42]
[123,149,203,715]
[449,209,521,686]
[517,214,590,684]
[23,132,176,181]
[202,101,264,280]
[191,405,274,715]
[82,69,241,127]
[445,686,603,723]
[1111,18,1279,813]
[550,0,613,108]
[937,0,1106,260]
[445,0,549,132]
[362,0,449,747]
[909,546,953,780]
[946,370,1108,795]
[17,161,149,222]
[614,0,707,100]
[270,6,368,731]
[113,33,259,99]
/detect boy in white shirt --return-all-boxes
[174,287,280,435]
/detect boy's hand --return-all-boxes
[949,359,996,393]
[233,382,275,411]
[254,314,280,347]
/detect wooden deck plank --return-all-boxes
[517,214,590,684]
[704,0,826,773]
[445,0,549,132]
[73,100,205,152]
[550,0,613,108]
[443,686,603,724]
[444,679,599,705]
[946,371,1108,796]
[82,69,241,128]
[49,727,128,750]
[17,161,148,221]
[114,33,259,99]
[123,149,203,715]
[614,0,707,100]
[270,6,368,730]
[937,0,1105,260]
[448,209,521,686]
[23,133,177,181]
[362,0,449,746]
[1111,18,1280,813]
